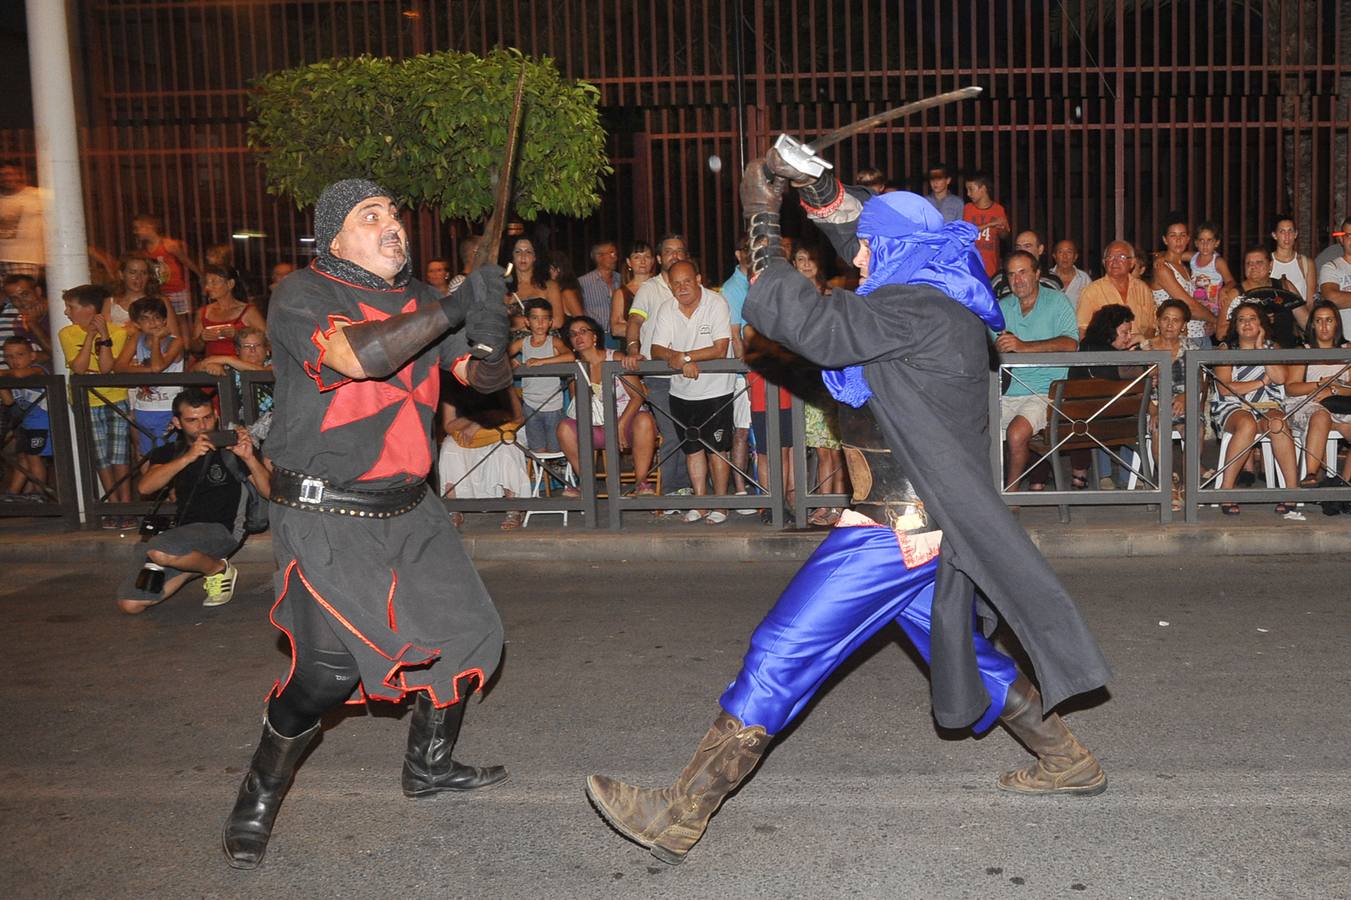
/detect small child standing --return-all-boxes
[114,296,184,454]
[0,336,52,498]
[510,298,571,452]
[963,171,1010,278]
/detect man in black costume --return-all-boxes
[586,152,1113,864]
[222,179,513,869]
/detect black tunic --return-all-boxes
[744,255,1110,728]
[264,266,504,707]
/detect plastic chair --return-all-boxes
[523,451,574,527]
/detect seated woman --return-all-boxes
[198,326,274,418]
[1284,300,1351,490]
[1209,301,1300,514]
[556,315,658,501]
[1216,246,1303,345]
[1069,304,1139,489]
[1140,299,1193,510]
[438,378,531,530]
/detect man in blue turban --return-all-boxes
[585,155,1112,866]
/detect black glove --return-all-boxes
[463,264,509,361]
[739,158,786,220]
[766,145,841,211]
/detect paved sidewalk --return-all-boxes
[2,497,1349,563]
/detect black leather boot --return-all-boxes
[401,692,508,798]
[222,716,319,869]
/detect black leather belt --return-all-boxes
[270,467,427,519]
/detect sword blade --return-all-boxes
[472,65,530,271]
[805,85,983,154]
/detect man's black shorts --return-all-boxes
[668,393,735,454]
[17,427,51,457]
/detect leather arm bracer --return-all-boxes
[343,292,470,380]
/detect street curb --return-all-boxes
[0,519,1346,564]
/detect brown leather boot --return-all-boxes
[585,711,771,864]
[997,674,1107,796]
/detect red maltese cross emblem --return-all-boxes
[318,299,439,481]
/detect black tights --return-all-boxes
[267,592,362,738]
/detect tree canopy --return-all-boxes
[248,48,611,221]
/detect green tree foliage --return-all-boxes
[249,48,610,221]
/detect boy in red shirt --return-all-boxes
[963,172,1009,277]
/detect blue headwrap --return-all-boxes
[821,191,1003,408]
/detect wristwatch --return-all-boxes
[94,338,114,349]
[682,352,692,364]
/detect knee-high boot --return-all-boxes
[585,711,771,865]
[401,692,508,797]
[997,673,1107,796]
[222,715,320,869]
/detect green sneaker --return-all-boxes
[202,561,238,607]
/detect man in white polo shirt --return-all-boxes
[622,233,694,495]
[648,260,735,523]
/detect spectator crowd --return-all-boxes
[3,154,1351,533]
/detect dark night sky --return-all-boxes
[0,2,32,131]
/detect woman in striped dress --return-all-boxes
[1210,301,1300,513]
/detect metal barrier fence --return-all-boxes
[995,348,1351,524]
[0,374,81,528]
[437,359,848,528]
[10,348,1351,529]
[62,371,260,526]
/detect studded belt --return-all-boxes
[270,467,427,519]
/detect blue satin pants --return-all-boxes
[718,525,1017,735]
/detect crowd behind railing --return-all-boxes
[3,156,1351,528]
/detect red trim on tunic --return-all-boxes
[304,314,356,392]
[267,559,302,698]
[386,570,399,632]
[287,564,483,708]
[450,354,473,386]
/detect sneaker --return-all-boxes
[100,516,119,530]
[1097,476,1116,491]
[202,561,238,607]
[682,509,706,523]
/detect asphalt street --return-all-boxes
[1,554,1348,899]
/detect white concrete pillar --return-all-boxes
[26,0,90,517]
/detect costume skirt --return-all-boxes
[269,492,503,707]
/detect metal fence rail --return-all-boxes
[0,374,81,528]
[64,370,254,525]
[10,347,1351,530]
[437,359,848,528]
[997,348,1351,523]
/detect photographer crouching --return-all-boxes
[116,387,270,614]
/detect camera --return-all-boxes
[134,562,166,594]
[205,429,239,449]
[139,514,174,538]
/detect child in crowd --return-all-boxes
[114,296,184,455]
[511,298,571,452]
[963,172,1009,278]
[59,283,133,526]
[0,336,52,498]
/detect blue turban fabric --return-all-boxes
[821,192,1003,408]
